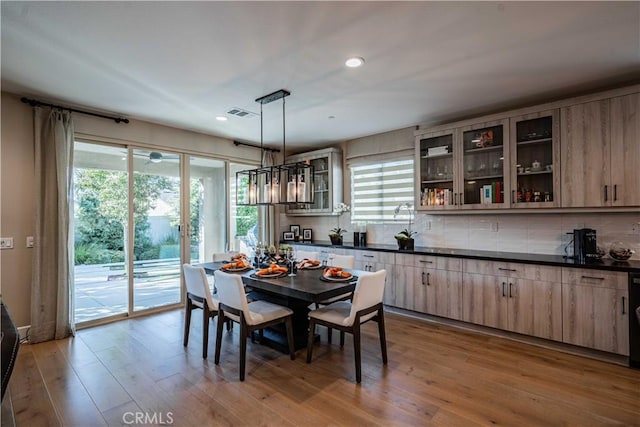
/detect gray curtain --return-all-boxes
[30,107,75,343]
[259,151,276,246]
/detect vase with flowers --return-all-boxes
[329,203,350,245]
[394,203,417,251]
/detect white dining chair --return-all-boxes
[296,250,319,261]
[306,269,388,383]
[316,254,356,343]
[213,270,296,381]
[183,264,220,359]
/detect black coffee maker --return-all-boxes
[573,228,598,262]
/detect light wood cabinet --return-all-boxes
[286,147,342,215]
[462,260,562,341]
[561,268,629,355]
[561,99,611,207]
[351,250,395,305]
[610,93,640,207]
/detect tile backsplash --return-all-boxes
[280,212,640,260]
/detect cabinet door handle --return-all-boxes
[363,255,374,258]
[509,282,513,298]
[421,272,426,286]
[419,260,433,264]
[511,190,515,204]
[614,184,617,202]
[459,193,464,205]
[604,185,608,202]
[622,296,626,315]
[498,268,517,272]
[454,192,458,206]
[581,275,605,281]
[427,272,431,286]
[502,282,506,297]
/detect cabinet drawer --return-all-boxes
[357,250,395,264]
[463,259,559,282]
[415,255,462,271]
[562,268,627,289]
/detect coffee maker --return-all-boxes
[573,228,598,262]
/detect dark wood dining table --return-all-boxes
[198,261,362,352]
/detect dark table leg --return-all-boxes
[247,291,318,352]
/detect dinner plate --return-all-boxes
[221,266,251,273]
[251,271,286,279]
[299,264,323,270]
[320,274,356,282]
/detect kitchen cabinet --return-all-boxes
[509,109,561,207]
[411,255,462,319]
[286,147,343,215]
[610,93,640,207]
[462,260,562,341]
[416,119,510,210]
[562,94,640,208]
[561,268,629,355]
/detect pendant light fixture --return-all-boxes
[236,89,314,207]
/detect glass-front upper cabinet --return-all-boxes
[460,119,509,208]
[286,147,343,215]
[417,130,458,209]
[509,110,560,207]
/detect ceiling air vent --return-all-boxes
[227,107,258,118]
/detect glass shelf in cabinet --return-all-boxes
[516,138,552,146]
[422,178,454,184]
[421,152,453,159]
[464,145,504,154]
[464,174,503,181]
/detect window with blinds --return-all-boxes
[350,158,414,223]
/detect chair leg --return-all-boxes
[183,299,192,347]
[340,331,345,348]
[306,319,316,363]
[239,319,247,382]
[202,305,210,359]
[327,327,333,344]
[353,324,362,383]
[214,311,225,365]
[285,316,295,360]
[377,309,388,365]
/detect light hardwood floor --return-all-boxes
[2,309,639,426]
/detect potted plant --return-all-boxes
[394,203,416,251]
[394,228,417,250]
[329,203,350,245]
[329,228,346,245]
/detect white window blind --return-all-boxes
[350,158,414,223]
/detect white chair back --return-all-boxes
[213,251,238,262]
[214,270,251,320]
[328,254,355,269]
[347,269,386,325]
[296,250,319,261]
[183,264,217,310]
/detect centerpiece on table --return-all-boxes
[394,203,417,251]
[329,203,350,245]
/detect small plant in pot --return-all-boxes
[329,228,346,246]
[395,228,417,251]
[394,203,417,251]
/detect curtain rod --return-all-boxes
[21,97,129,124]
[233,140,280,153]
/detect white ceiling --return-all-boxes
[2,2,639,150]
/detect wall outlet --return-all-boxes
[632,222,640,235]
[0,237,14,249]
[426,221,432,231]
[490,222,499,232]
[26,236,34,248]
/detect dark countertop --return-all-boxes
[288,240,640,273]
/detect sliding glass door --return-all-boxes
[131,149,182,311]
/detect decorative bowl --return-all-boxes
[609,242,634,261]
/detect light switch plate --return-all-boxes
[26,236,34,248]
[0,237,14,249]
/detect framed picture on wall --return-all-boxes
[290,224,301,237]
[302,229,312,241]
[283,231,295,241]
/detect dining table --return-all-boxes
[198,261,364,352]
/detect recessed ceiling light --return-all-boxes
[345,57,365,68]
[215,116,228,121]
